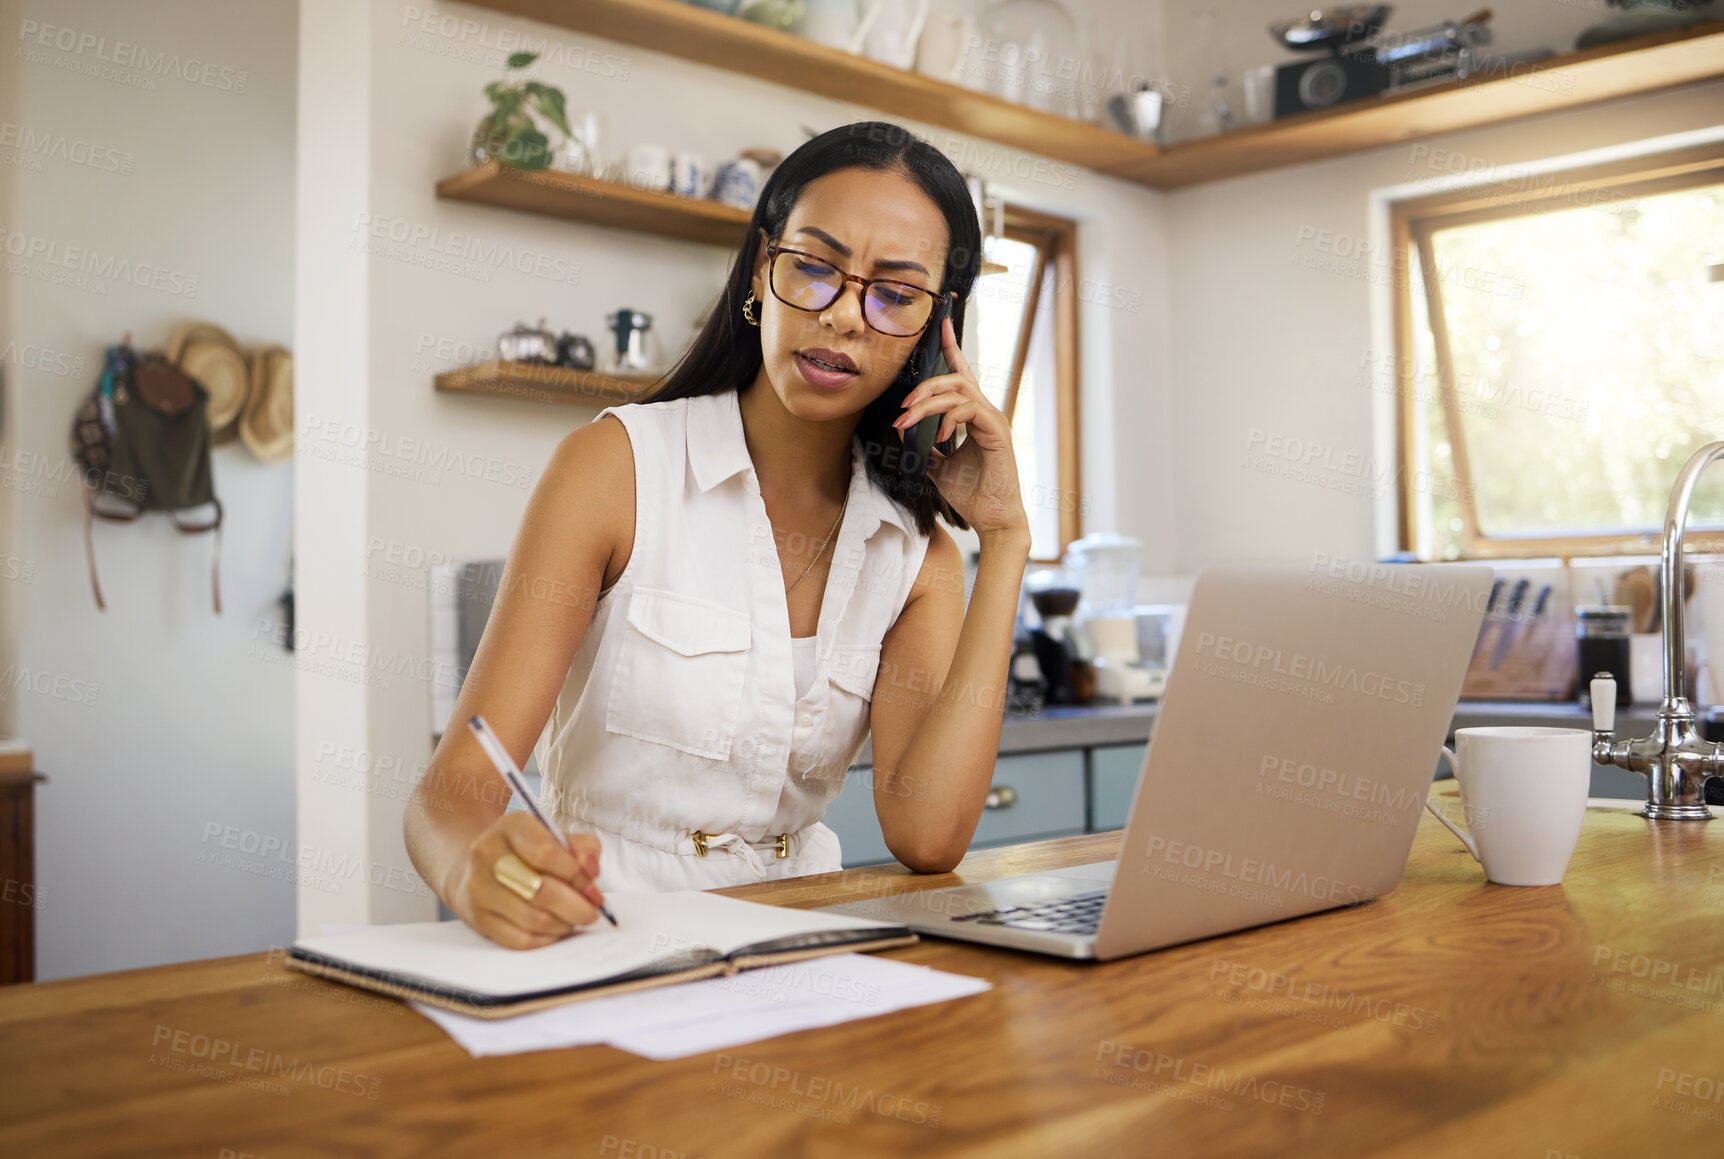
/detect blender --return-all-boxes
[1063,533,1164,702]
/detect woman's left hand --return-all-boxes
[891,315,1031,540]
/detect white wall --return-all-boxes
[1161,81,1724,573]
[292,0,380,941]
[0,0,19,741]
[0,0,298,978]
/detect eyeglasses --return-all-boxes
[764,243,946,338]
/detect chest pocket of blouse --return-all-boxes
[606,586,752,762]
[791,644,881,782]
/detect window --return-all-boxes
[967,205,1082,562]
[1392,144,1724,559]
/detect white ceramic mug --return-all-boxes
[670,151,709,198]
[1423,726,1592,886]
[712,157,762,208]
[625,144,672,192]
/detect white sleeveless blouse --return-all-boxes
[533,389,932,892]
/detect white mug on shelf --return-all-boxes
[1423,726,1592,886]
[712,156,763,208]
[671,151,710,198]
[625,144,672,192]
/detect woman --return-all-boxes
[405,121,1032,949]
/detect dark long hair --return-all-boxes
[643,121,982,537]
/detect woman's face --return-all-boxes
[749,166,950,421]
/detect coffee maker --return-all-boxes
[1025,567,1085,704]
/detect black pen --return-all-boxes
[467,714,619,927]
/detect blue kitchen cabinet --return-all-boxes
[1088,742,1148,832]
[823,750,1089,869]
[821,765,895,868]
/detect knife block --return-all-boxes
[1460,586,1578,701]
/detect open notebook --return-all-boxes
[286,890,917,1018]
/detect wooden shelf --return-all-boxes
[454,0,1724,190]
[436,163,753,245]
[434,361,659,406]
[1131,20,1724,189]
[453,0,1160,175]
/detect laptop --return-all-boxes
[818,563,1493,961]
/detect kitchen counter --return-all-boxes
[854,701,1157,765]
[852,698,1665,766]
[829,698,1679,868]
[7,798,1719,1156]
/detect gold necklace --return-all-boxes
[784,492,848,596]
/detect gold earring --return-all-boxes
[742,292,760,326]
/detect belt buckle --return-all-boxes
[775,833,789,859]
[692,830,709,857]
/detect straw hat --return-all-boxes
[240,344,293,464]
[167,321,249,444]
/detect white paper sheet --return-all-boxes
[413,953,991,1060]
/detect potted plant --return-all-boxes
[469,51,573,170]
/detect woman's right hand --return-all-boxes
[445,813,607,950]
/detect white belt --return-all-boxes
[689,829,796,875]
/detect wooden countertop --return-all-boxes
[2,795,1721,1157]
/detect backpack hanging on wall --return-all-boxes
[69,340,223,612]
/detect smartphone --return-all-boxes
[898,295,952,482]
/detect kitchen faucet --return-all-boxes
[1589,440,1724,820]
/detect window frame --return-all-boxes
[988,204,1082,565]
[1391,141,1724,560]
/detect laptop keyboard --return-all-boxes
[950,889,1108,935]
